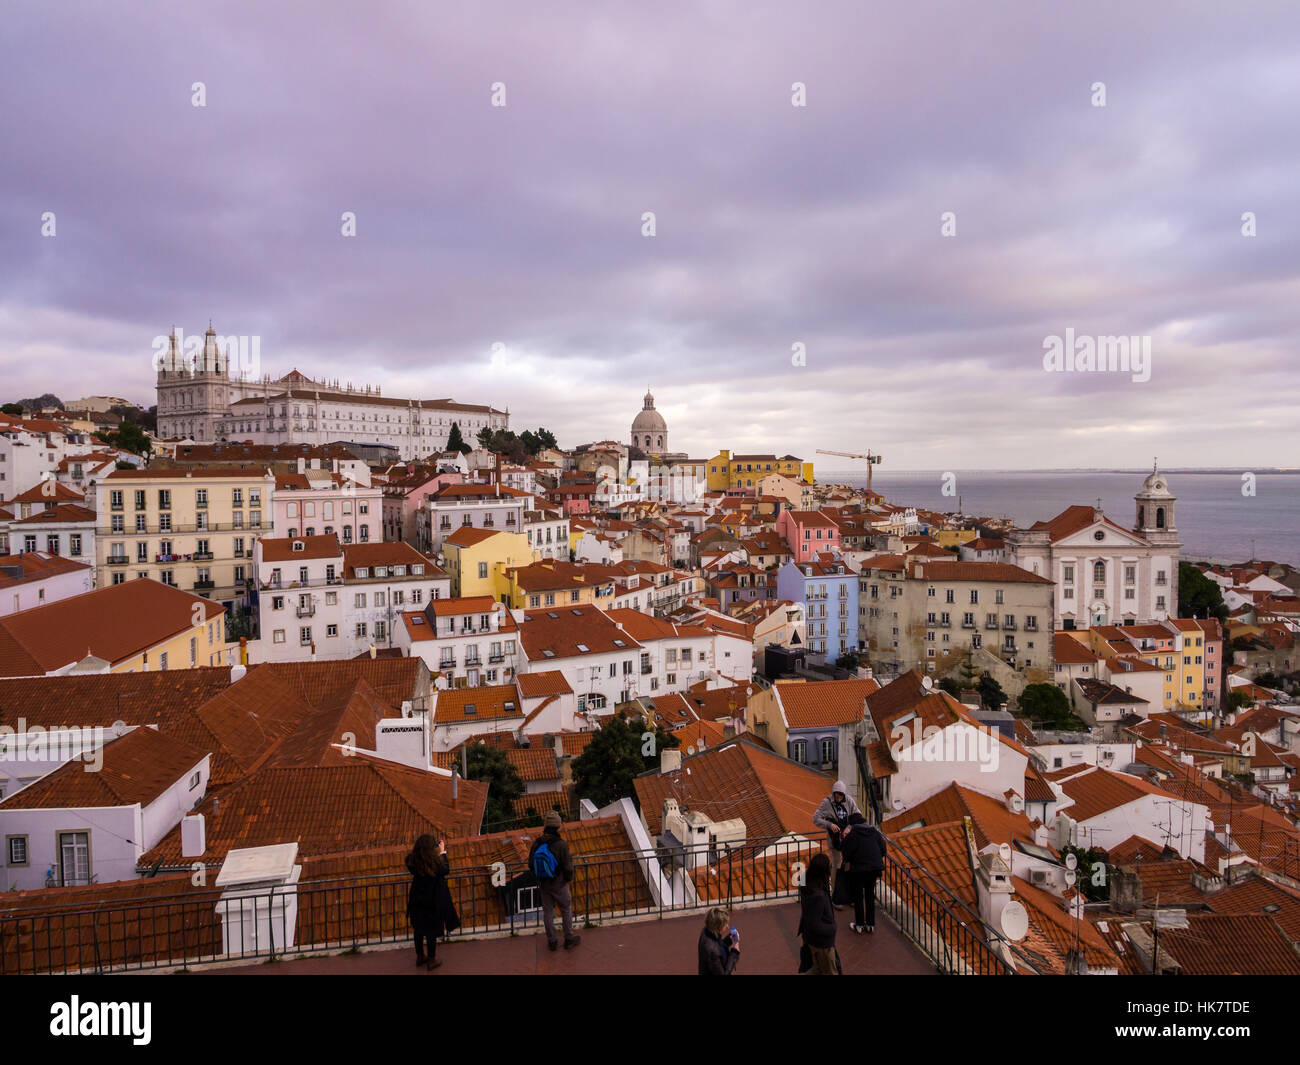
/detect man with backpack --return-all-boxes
[528,811,580,951]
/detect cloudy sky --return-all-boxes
[2,1,1297,469]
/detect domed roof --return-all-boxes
[1137,460,1173,498]
[632,390,667,433]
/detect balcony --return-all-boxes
[984,620,999,630]
[106,556,130,566]
[464,656,482,668]
[961,621,975,629]
[296,604,316,618]
[488,653,505,664]
[192,580,215,591]
[640,664,653,675]
[1003,620,1017,631]
[192,552,214,561]
[439,661,456,672]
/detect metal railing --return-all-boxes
[0,833,1031,976]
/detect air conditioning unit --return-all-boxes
[1030,869,1049,886]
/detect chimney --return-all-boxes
[660,749,682,774]
[230,663,247,684]
[1109,866,1142,913]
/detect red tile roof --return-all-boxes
[0,726,206,810]
[0,579,224,677]
[634,739,831,838]
[141,759,489,869]
[516,670,573,698]
[259,534,341,562]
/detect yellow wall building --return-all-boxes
[94,466,275,606]
[707,451,813,493]
[442,527,533,600]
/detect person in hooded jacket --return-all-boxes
[406,834,460,970]
[839,812,887,933]
[812,780,861,907]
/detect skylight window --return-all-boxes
[542,649,556,658]
[576,643,589,653]
[464,704,476,715]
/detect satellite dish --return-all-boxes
[999,900,1029,941]
[112,720,128,737]
[921,675,933,690]
[434,675,449,690]
[998,842,1012,863]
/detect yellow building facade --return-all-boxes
[707,451,813,493]
[95,467,276,607]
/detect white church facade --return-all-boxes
[1004,465,1182,630]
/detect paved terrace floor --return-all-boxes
[209,901,935,976]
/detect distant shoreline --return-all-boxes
[817,468,1298,477]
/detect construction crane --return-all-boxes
[817,449,882,496]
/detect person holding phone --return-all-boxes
[698,907,741,974]
[406,834,460,970]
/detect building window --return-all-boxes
[58,832,91,887]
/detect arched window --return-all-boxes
[1093,561,1106,583]
[657,435,663,448]
[1155,506,1165,529]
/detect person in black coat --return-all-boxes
[797,852,839,974]
[698,907,740,975]
[839,813,886,933]
[406,834,460,970]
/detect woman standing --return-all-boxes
[406,834,460,970]
[797,852,840,974]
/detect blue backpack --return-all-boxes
[531,841,559,880]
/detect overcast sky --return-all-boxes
[2,1,1297,469]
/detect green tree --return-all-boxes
[571,717,678,809]
[1179,562,1228,622]
[446,422,471,455]
[103,420,153,458]
[533,427,557,451]
[835,651,859,671]
[476,426,494,449]
[1226,689,1253,712]
[1,402,22,416]
[1019,683,1074,727]
[464,744,525,830]
[937,677,961,697]
[978,673,1007,711]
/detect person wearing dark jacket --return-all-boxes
[839,812,886,933]
[797,852,839,974]
[528,811,581,951]
[406,834,460,970]
[698,907,740,975]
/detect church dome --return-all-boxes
[631,390,667,435]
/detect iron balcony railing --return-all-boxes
[0,832,1028,977]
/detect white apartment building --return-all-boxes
[396,596,522,688]
[0,420,93,504]
[254,536,450,660]
[341,542,451,657]
[6,504,97,573]
[426,484,531,556]
[0,553,94,617]
[523,506,569,562]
